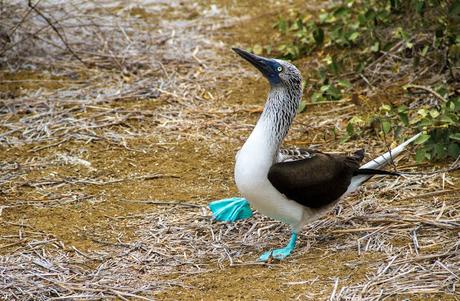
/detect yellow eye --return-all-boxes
[277,66,283,72]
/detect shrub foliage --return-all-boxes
[256,0,460,162]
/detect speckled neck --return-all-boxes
[259,83,302,149]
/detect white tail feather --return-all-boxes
[345,132,421,195]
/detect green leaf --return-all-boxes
[324,84,342,100]
[320,84,331,92]
[441,115,455,124]
[421,45,429,57]
[425,150,432,160]
[370,42,380,52]
[397,105,408,113]
[329,58,340,75]
[291,20,300,31]
[337,79,352,89]
[447,143,460,159]
[313,26,324,45]
[278,19,287,33]
[399,112,409,126]
[312,91,324,102]
[433,143,446,160]
[417,108,428,117]
[334,6,350,18]
[340,135,351,143]
[346,122,354,136]
[319,13,329,23]
[380,104,392,112]
[382,120,391,134]
[415,148,426,162]
[429,109,440,118]
[349,31,360,43]
[452,97,460,110]
[415,0,425,15]
[418,118,432,127]
[449,133,460,141]
[349,116,365,126]
[448,0,460,17]
[323,55,333,65]
[414,133,431,144]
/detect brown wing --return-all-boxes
[268,151,364,209]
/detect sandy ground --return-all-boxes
[1,0,459,300]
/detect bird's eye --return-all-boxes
[276,66,283,72]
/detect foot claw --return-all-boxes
[258,248,291,261]
[258,250,272,262]
[258,232,297,262]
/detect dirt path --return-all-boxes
[1,1,459,300]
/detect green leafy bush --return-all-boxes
[263,0,460,162]
[377,90,460,162]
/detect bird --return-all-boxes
[209,48,421,261]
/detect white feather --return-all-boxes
[345,132,421,195]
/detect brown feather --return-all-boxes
[268,152,363,208]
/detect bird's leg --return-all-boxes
[259,231,297,261]
[208,197,253,222]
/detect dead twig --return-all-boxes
[405,84,448,103]
[27,0,86,66]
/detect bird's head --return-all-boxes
[232,47,302,90]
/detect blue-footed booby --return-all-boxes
[209,48,421,261]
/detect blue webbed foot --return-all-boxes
[209,197,253,222]
[258,232,297,261]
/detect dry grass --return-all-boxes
[0,0,459,300]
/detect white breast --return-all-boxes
[234,120,305,227]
